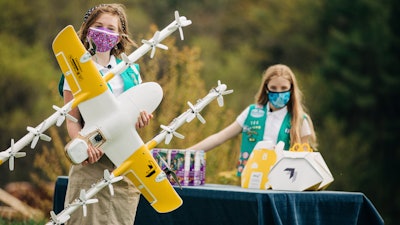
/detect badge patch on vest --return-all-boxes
[250,108,265,118]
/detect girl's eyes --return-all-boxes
[268,86,291,92]
[94,25,117,31]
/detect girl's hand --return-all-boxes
[136,111,154,129]
[82,144,104,166]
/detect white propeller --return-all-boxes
[215,80,234,107]
[49,211,70,225]
[103,170,123,196]
[186,101,206,124]
[71,189,98,217]
[160,125,185,144]
[7,139,26,171]
[27,122,52,149]
[141,31,169,58]
[53,105,78,127]
[168,11,191,40]
[121,53,140,75]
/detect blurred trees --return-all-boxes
[0,0,399,224]
[314,1,400,223]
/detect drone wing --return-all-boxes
[52,25,108,109]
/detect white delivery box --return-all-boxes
[268,150,334,191]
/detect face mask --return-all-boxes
[268,90,291,109]
[87,27,119,52]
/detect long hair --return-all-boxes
[255,64,317,149]
[77,4,137,57]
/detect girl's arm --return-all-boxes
[63,90,103,164]
[189,121,242,152]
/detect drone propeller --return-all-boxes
[186,101,206,124]
[49,211,70,225]
[103,170,123,196]
[53,105,78,127]
[71,189,98,217]
[27,121,52,149]
[160,125,185,144]
[168,11,191,40]
[120,53,140,75]
[216,80,234,107]
[7,139,26,171]
[142,31,168,58]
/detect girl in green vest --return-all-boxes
[189,64,317,176]
[60,4,151,225]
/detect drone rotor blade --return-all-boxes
[187,101,205,123]
[9,156,14,171]
[165,133,173,145]
[157,43,169,50]
[175,11,185,40]
[174,11,180,23]
[86,199,99,204]
[197,113,206,124]
[103,170,123,196]
[82,205,88,217]
[56,116,65,127]
[186,102,196,122]
[30,135,39,149]
[40,134,52,142]
[215,80,233,107]
[53,105,77,127]
[179,27,184,40]
[173,131,185,140]
[50,211,70,225]
[217,95,224,107]
[108,184,115,196]
[150,46,156,58]
[27,122,52,149]
[75,189,98,217]
[66,114,78,123]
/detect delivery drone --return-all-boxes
[0,11,233,225]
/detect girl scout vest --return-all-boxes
[237,104,291,176]
[58,58,141,96]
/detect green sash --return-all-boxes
[237,104,291,176]
[58,58,141,96]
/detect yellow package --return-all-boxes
[241,141,283,189]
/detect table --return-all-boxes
[53,176,384,225]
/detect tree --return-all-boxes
[315,0,400,223]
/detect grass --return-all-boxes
[0,218,46,225]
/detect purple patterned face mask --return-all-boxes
[87,27,119,52]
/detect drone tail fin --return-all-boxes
[113,144,182,213]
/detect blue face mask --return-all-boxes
[268,90,291,109]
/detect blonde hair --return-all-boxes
[255,64,317,149]
[77,4,137,57]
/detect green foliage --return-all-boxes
[0,218,45,225]
[0,32,60,186]
[315,0,400,223]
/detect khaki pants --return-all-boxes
[65,157,140,225]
